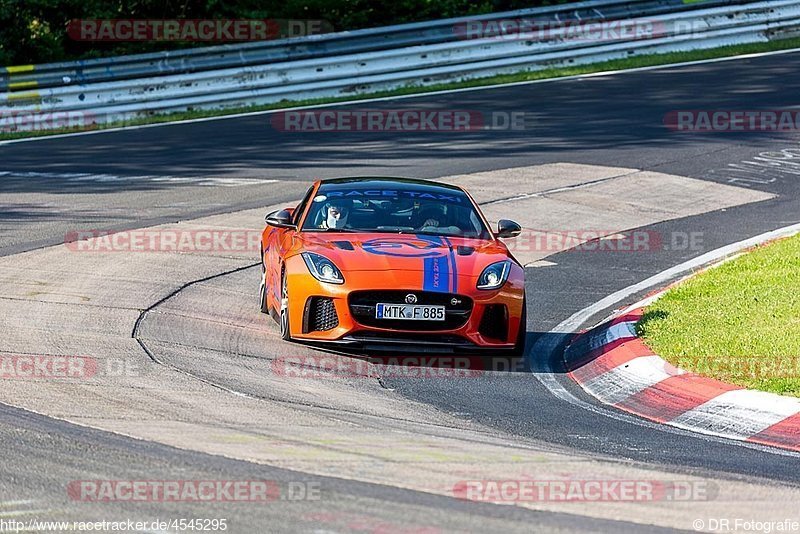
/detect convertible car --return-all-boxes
[260,177,526,354]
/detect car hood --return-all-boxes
[297,232,511,274]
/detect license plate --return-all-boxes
[376,303,445,321]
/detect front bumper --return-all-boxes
[284,255,525,350]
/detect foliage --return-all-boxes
[0,0,571,65]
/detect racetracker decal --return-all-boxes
[325,190,462,203]
[443,236,459,293]
[419,235,458,293]
[423,256,450,293]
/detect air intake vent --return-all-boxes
[332,240,354,251]
[479,304,508,341]
[303,297,339,332]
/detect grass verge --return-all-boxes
[637,233,800,397]
[3,37,800,142]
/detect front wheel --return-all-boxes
[280,269,291,341]
[259,263,269,314]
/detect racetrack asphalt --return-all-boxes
[2,49,800,531]
[5,403,684,533]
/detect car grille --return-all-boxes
[478,304,508,341]
[349,290,472,331]
[303,297,339,333]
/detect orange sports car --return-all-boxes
[259,177,526,354]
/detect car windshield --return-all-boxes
[301,184,492,239]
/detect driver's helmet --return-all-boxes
[324,198,351,228]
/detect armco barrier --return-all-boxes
[0,0,739,91]
[2,0,799,128]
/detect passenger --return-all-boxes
[417,208,442,229]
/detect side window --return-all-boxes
[292,186,315,225]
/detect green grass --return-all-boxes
[637,234,800,397]
[3,36,800,141]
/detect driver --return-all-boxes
[319,199,351,229]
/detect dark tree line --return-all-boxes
[0,0,570,65]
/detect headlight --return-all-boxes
[477,261,511,290]
[302,252,344,284]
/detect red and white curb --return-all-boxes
[564,308,800,452]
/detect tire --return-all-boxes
[280,268,291,341]
[259,262,269,314]
[511,295,527,357]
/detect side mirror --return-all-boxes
[496,219,522,239]
[265,209,296,229]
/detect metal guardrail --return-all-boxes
[0,0,738,92]
[2,0,799,127]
